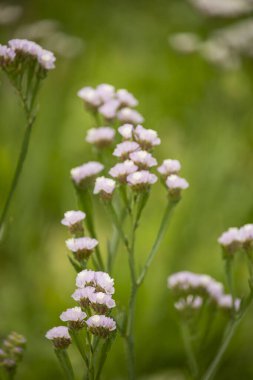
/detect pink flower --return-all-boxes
[71,161,104,186]
[134,125,160,150]
[86,315,116,337]
[117,108,144,124]
[118,124,134,140]
[109,160,138,183]
[99,99,120,120]
[93,176,116,199]
[86,127,115,148]
[127,170,157,190]
[158,159,181,177]
[116,89,138,107]
[129,150,157,169]
[113,141,140,160]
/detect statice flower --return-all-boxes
[45,326,71,349]
[158,159,181,177]
[71,161,104,187]
[113,141,140,160]
[76,270,115,294]
[166,174,189,198]
[217,294,241,312]
[98,99,120,120]
[61,210,86,234]
[174,295,203,311]
[239,224,253,250]
[86,127,115,148]
[134,125,161,150]
[129,150,157,169]
[66,237,98,260]
[86,315,116,338]
[77,86,101,108]
[127,170,157,191]
[8,39,56,70]
[117,107,144,125]
[118,124,134,140]
[96,83,115,103]
[218,227,242,254]
[109,160,138,183]
[116,89,138,107]
[89,292,116,314]
[94,176,116,200]
[60,307,86,330]
[0,44,16,66]
[72,286,95,308]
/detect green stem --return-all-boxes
[95,335,116,380]
[225,258,234,303]
[180,322,199,379]
[0,112,36,234]
[137,200,177,286]
[202,290,253,380]
[54,349,75,380]
[125,285,137,380]
[70,330,89,368]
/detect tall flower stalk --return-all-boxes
[46,83,189,379]
[0,39,55,235]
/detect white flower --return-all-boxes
[0,44,16,65]
[45,326,71,349]
[218,227,241,254]
[76,270,96,288]
[94,176,116,199]
[116,89,138,107]
[72,286,95,307]
[109,160,138,182]
[66,237,98,260]
[89,292,116,313]
[95,271,115,295]
[158,159,181,176]
[239,224,253,246]
[217,294,241,312]
[129,150,157,169]
[127,170,157,190]
[86,315,116,337]
[77,86,101,107]
[71,161,104,186]
[86,127,115,148]
[98,99,120,120]
[96,84,115,103]
[118,124,134,140]
[117,108,144,124]
[60,307,86,329]
[37,49,56,70]
[174,295,203,311]
[113,141,140,160]
[61,210,86,231]
[134,125,161,149]
[166,174,189,197]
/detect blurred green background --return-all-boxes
[1,0,253,379]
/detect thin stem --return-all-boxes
[137,200,177,286]
[54,349,75,380]
[180,321,199,379]
[0,112,36,234]
[225,258,234,303]
[70,330,89,368]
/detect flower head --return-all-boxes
[158,159,181,177]
[117,108,144,125]
[239,224,253,250]
[76,270,115,294]
[174,295,203,312]
[218,227,241,255]
[72,286,95,308]
[0,44,15,66]
[45,326,71,349]
[129,150,157,169]
[60,307,86,330]
[86,127,115,148]
[113,141,140,160]
[118,124,134,140]
[86,315,116,337]
[166,174,189,199]
[71,161,104,187]
[109,160,138,183]
[134,125,160,150]
[116,89,138,107]
[217,294,241,312]
[66,237,98,261]
[127,170,157,191]
[96,84,115,103]
[94,176,116,200]
[61,210,85,234]
[89,292,116,314]
[98,99,120,120]
[77,86,101,108]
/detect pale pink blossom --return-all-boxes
[117,107,144,124]
[116,89,138,107]
[129,150,157,169]
[99,99,120,120]
[86,315,116,337]
[109,160,138,183]
[118,124,134,140]
[86,127,115,148]
[71,161,104,186]
[113,141,140,160]
[158,159,181,176]
[134,125,161,149]
[94,176,116,199]
[127,170,157,190]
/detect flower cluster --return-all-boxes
[168,271,240,315]
[158,159,189,199]
[71,161,104,188]
[0,332,26,375]
[77,83,143,123]
[0,39,55,71]
[218,224,253,255]
[46,270,116,348]
[61,210,86,234]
